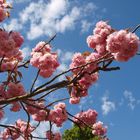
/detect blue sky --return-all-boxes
[1,0,140,139]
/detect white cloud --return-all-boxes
[3,19,22,31]
[81,20,92,33]
[31,121,60,139]
[56,49,73,71]
[60,51,73,63]
[21,47,31,60]
[58,63,68,72]
[4,0,97,40]
[55,7,80,33]
[118,98,124,106]
[82,2,97,13]
[123,90,137,110]
[56,49,73,81]
[101,95,115,115]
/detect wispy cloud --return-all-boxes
[31,121,60,139]
[21,47,31,60]
[4,0,97,40]
[101,95,116,115]
[123,90,139,110]
[56,49,74,81]
[81,20,92,33]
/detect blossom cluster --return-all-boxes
[0,82,26,119]
[0,11,139,139]
[26,102,67,127]
[92,121,107,136]
[48,102,68,127]
[69,21,139,104]
[87,21,139,61]
[74,109,98,126]
[87,21,112,54]
[69,52,99,104]
[25,100,48,122]
[74,109,107,137]
[0,119,34,140]
[106,30,139,61]
[30,41,59,78]
[0,30,24,71]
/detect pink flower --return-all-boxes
[10,102,21,112]
[48,102,68,127]
[69,97,80,104]
[106,30,139,61]
[9,31,24,48]
[70,52,86,74]
[74,109,98,126]
[69,52,99,104]
[92,121,107,136]
[30,41,59,78]
[87,21,112,54]
[87,35,96,49]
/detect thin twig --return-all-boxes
[30,69,40,93]
[46,97,70,107]
[0,55,5,71]
[33,53,112,93]
[67,111,93,129]
[20,102,31,135]
[34,88,59,101]
[49,121,52,140]
[132,24,140,33]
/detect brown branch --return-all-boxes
[132,24,140,33]
[0,124,25,139]
[33,53,113,93]
[46,97,70,107]
[23,100,49,112]
[17,34,57,70]
[0,56,118,106]
[0,80,69,105]
[34,88,59,101]
[30,69,40,93]
[32,121,40,132]
[18,60,30,69]
[0,53,118,106]
[31,136,48,140]
[0,55,5,71]
[0,104,9,109]
[20,102,31,136]
[38,34,57,52]
[49,121,52,140]
[67,111,93,129]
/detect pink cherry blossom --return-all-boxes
[87,21,112,54]
[106,30,139,61]
[30,41,59,78]
[74,109,98,126]
[48,102,68,127]
[92,121,107,136]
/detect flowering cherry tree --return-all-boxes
[0,1,139,140]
